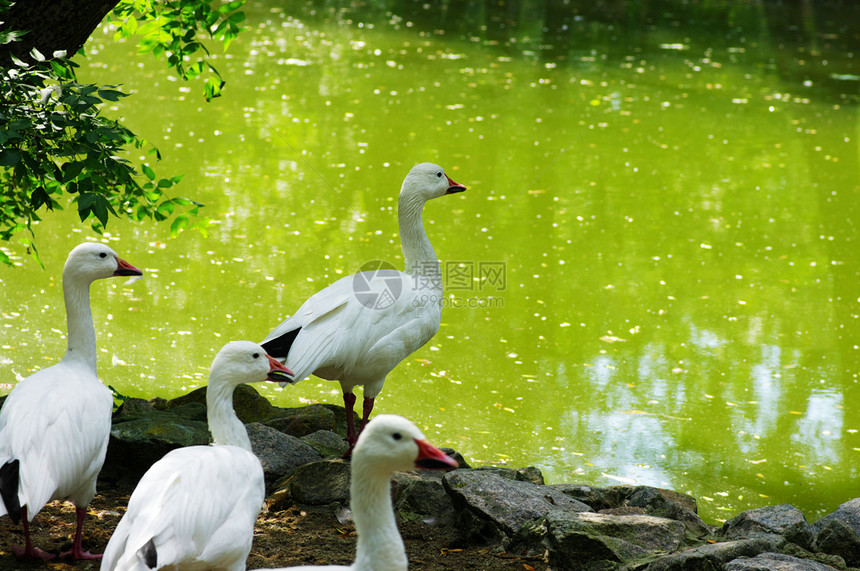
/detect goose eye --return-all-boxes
[392,432,402,441]
[252,353,260,359]
[436,171,443,178]
[99,252,107,258]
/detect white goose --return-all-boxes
[0,242,143,560]
[100,341,293,571]
[261,163,466,447]
[250,414,457,571]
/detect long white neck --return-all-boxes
[60,270,98,373]
[350,462,407,571]
[398,192,440,280]
[206,378,251,450]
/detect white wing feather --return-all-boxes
[262,270,440,394]
[101,444,264,571]
[0,361,112,519]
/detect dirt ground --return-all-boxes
[0,488,549,570]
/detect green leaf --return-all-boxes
[30,187,52,211]
[93,195,112,226]
[0,149,21,166]
[121,16,138,37]
[170,214,188,234]
[219,1,244,13]
[49,60,72,79]
[61,161,86,183]
[8,119,32,131]
[98,88,127,102]
[141,164,155,181]
[156,200,174,218]
[77,193,96,221]
[79,95,103,107]
[203,76,224,101]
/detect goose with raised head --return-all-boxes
[0,242,143,560]
[100,341,293,571]
[250,414,457,571]
[261,163,466,448]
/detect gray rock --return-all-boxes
[393,472,455,527]
[541,511,688,569]
[300,429,350,458]
[558,511,687,552]
[627,486,711,538]
[247,423,322,492]
[551,484,710,538]
[443,469,592,542]
[472,465,545,485]
[159,384,280,424]
[648,536,786,571]
[811,498,860,566]
[169,402,208,422]
[102,412,210,486]
[118,397,207,423]
[545,519,650,570]
[726,552,839,570]
[109,413,209,447]
[721,504,813,550]
[265,404,338,437]
[552,483,635,511]
[284,459,351,505]
[112,397,156,419]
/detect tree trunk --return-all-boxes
[0,0,121,64]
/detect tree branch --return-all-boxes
[0,0,121,62]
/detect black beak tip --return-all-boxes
[267,370,294,383]
[115,268,143,277]
[415,457,457,471]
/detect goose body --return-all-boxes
[261,163,466,446]
[100,341,293,571]
[0,242,143,560]
[250,414,457,571]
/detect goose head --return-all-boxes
[209,341,294,388]
[353,414,458,474]
[63,242,143,282]
[399,163,466,203]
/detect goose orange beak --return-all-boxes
[414,439,458,470]
[445,174,466,195]
[114,257,143,277]
[266,354,294,383]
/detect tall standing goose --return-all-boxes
[0,242,143,560]
[261,163,466,447]
[250,414,457,571]
[100,341,293,571]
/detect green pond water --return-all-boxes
[1,1,859,524]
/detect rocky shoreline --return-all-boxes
[11,385,860,570]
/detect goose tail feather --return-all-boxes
[0,459,21,524]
